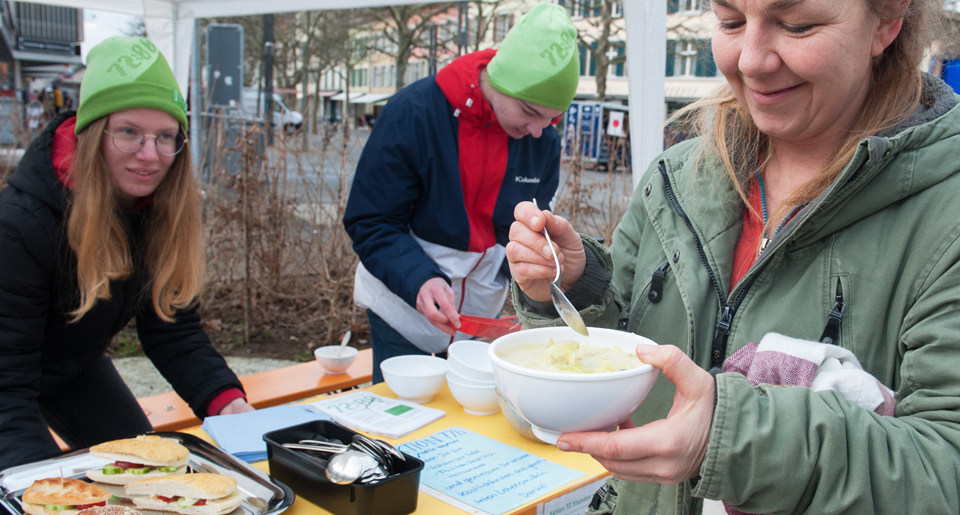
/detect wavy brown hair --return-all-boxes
[67,116,203,322]
[673,0,938,226]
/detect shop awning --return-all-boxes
[663,78,725,102]
[329,91,365,102]
[351,93,394,104]
[317,90,339,98]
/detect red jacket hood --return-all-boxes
[51,116,76,189]
[435,49,504,133]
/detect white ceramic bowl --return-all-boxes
[446,372,499,416]
[314,345,359,374]
[495,386,538,441]
[489,327,659,444]
[447,367,496,387]
[380,355,449,403]
[447,340,496,382]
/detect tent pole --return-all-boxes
[624,1,666,189]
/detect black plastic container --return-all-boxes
[263,421,424,515]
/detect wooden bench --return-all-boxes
[141,348,373,431]
[53,348,373,449]
[50,349,373,451]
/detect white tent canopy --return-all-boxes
[40,0,665,185]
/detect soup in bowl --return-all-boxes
[489,326,659,444]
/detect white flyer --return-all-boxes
[304,391,446,439]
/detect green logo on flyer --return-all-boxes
[385,405,414,416]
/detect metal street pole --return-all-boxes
[263,13,275,146]
[457,1,468,56]
[429,24,437,75]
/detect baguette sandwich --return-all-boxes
[85,435,189,485]
[124,474,243,515]
[21,478,111,515]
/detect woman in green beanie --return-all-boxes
[0,36,252,470]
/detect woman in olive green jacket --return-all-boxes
[506,0,960,513]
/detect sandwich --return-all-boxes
[78,506,143,515]
[20,478,111,515]
[124,473,243,515]
[85,435,189,485]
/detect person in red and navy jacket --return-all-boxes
[343,3,580,382]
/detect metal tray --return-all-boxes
[0,432,294,515]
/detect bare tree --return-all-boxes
[370,3,455,90]
[123,17,146,38]
[469,0,504,52]
[320,10,377,142]
[566,0,624,101]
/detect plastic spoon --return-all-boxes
[532,199,589,336]
[338,330,352,357]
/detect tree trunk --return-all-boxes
[343,67,351,143]
[301,11,312,147]
[594,0,614,102]
[313,70,322,135]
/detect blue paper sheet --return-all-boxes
[398,427,584,515]
[201,405,331,462]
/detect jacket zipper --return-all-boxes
[658,161,765,371]
[819,278,845,344]
[648,263,669,303]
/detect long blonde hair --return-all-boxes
[673,0,937,226]
[67,116,204,322]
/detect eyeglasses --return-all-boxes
[104,128,186,156]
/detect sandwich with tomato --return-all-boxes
[124,473,243,515]
[20,478,111,515]
[85,435,189,485]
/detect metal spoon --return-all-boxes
[337,330,352,357]
[532,199,589,336]
[325,449,378,485]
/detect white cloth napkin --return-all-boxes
[723,332,895,415]
[715,333,896,515]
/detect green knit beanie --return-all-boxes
[486,3,579,111]
[75,36,188,134]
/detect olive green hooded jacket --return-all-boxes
[513,76,960,514]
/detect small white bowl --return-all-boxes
[447,367,496,387]
[314,346,359,374]
[380,355,448,403]
[490,327,659,444]
[447,341,495,382]
[446,372,499,416]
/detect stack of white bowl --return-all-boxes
[446,341,499,416]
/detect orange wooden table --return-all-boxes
[182,381,611,515]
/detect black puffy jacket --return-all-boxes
[0,112,242,469]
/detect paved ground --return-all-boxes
[113,356,297,398]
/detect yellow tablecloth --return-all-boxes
[183,382,610,515]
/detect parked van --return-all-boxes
[239,88,303,134]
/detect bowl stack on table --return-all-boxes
[445,341,499,416]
